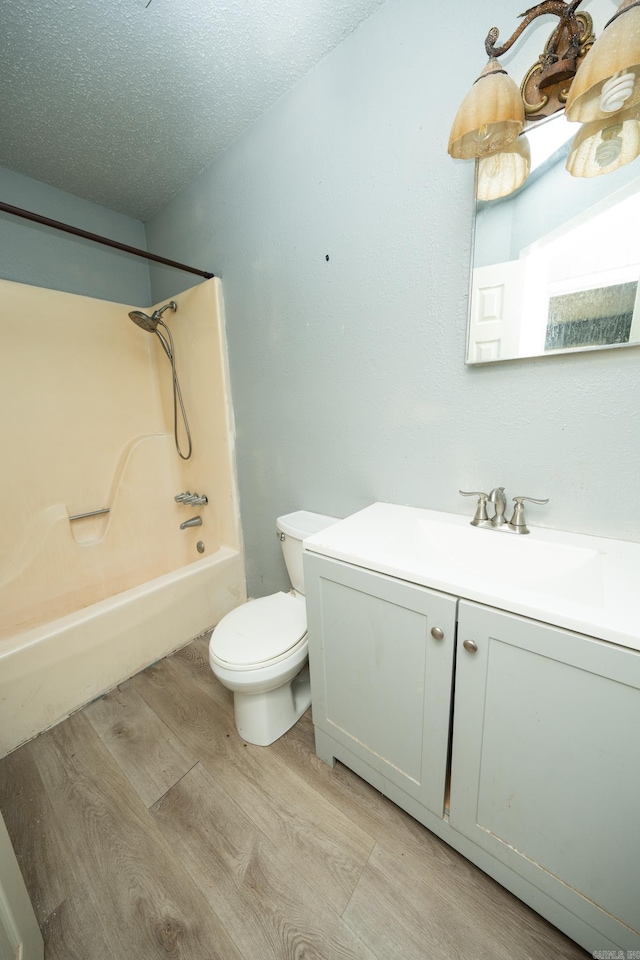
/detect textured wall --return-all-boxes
[0,166,150,304]
[147,0,640,598]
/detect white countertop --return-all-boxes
[303,502,640,652]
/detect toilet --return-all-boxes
[209,510,339,746]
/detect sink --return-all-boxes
[304,502,640,648]
[303,502,623,620]
[409,515,603,602]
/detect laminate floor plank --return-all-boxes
[132,655,375,915]
[169,632,233,713]
[343,844,587,960]
[270,706,453,865]
[168,641,439,891]
[0,746,77,923]
[151,762,378,960]
[0,636,590,960]
[84,682,197,807]
[40,891,122,960]
[277,701,588,959]
[363,825,589,960]
[164,640,589,960]
[28,711,245,960]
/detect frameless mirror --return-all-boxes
[466,113,640,364]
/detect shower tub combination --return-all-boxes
[0,277,245,757]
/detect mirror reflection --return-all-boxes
[467,113,640,364]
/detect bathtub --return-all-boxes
[0,547,246,757]
[0,277,246,757]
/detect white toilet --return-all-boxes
[208,510,339,746]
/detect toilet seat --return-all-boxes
[210,592,307,671]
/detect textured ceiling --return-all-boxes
[0,0,386,220]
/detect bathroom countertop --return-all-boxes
[303,502,640,653]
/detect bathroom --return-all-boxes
[1,0,639,957]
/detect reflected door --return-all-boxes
[467,261,524,362]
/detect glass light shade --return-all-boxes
[476,137,531,201]
[564,0,640,124]
[448,59,525,160]
[566,105,640,177]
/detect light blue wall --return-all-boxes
[147,0,640,597]
[0,166,150,305]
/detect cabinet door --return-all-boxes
[451,600,640,950]
[304,553,457,816]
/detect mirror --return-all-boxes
[466,113,640,364]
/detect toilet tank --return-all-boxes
[276,511,339,595]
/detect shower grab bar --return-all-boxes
[68,507,111,522]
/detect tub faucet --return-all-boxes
[180,515,202,530]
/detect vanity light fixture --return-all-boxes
[448,0,593,161]
[448,0,640,196]
[564,0,640,123]
[447,59,525,161]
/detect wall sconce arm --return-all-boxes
[485,0,584,60]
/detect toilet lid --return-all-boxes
[210,592,307,667]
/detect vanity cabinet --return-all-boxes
[451,601,640,950]
[304,553,457,817]
[303,549,640,954]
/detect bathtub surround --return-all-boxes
[0,278,245,756]
[146,0,640,601]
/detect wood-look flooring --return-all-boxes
[0,635,589,960]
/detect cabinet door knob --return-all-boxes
[431,627,445,641]
[463,639,478,654]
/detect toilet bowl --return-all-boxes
[209,510,339,746]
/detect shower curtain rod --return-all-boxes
[0,201,215,279]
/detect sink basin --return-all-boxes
[409,515,603,602]
[303,502,640,641]
[304,502,640,648]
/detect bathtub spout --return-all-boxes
[180,515,202,530]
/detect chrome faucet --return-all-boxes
[180,515,203,530]
[458,490,492,527]
[175,492,208,506]
[488,487,507,526]
[508,496,549,534]
[460,489,548,534]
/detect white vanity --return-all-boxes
[302,503,640,955]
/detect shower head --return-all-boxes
[126,298,192,459]
[128,300,177,332]
[128,310,157,332]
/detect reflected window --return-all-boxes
[545,281,637,351]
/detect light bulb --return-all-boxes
[566,104,640,177]
[600,71,636,113]
[595,131,623,166]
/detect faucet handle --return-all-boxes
[509,496,549,534]
[459,490,490,526]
